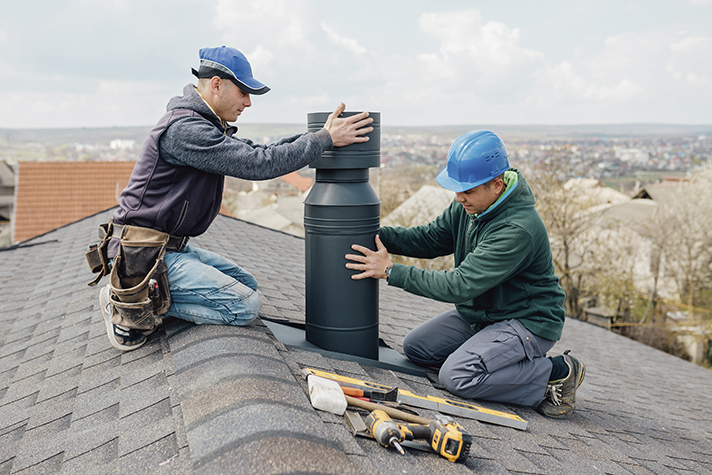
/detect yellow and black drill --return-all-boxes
[365,409,472,463]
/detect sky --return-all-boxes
[1,0,711,128]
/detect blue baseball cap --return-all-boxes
[191,46,270,95]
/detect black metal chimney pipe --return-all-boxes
[304,111,381,359]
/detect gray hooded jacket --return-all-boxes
[113,84,332,239]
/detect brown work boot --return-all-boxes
[100,284,148,351]
[536,350,586,418]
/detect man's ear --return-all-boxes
[209,76,222,94]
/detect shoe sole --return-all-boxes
[100,285,147,351]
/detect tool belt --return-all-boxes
[85,220,188,330]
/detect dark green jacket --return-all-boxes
[381,169,566,341]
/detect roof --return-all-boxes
[12,161,136,243]
[1,209,712,474]
[563,178,630,206]
[238,197,305,237]
[12,161,235,244]
[598,198,659,233]
[382,185,454,228]
[279,171,313,193]
[632,182,684,205]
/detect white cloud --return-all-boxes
[214,0,310,50]
[0,80,173,128]
[321,22,367,56]
[396,12,712,124]
[245,45,275,72]
[1,1,710,127]
[668,35,712,87]
[533,61,643,103]
[417,9,544,88]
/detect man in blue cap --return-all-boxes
[345,130,586,419]
[99,46,373,352]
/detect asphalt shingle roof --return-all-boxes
[1,208,711,474]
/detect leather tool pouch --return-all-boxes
[85,222,113,286]
[86,221,171,330]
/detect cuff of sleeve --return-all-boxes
[315,127,333,149]
[386,263,405,287]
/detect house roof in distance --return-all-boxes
[12,161,135,243]
[1,208,711,474]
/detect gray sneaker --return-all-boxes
[536,350,586,418]
[100,284,148,351]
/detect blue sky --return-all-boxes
[1,0,711,128]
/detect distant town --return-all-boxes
[2,124,710,194]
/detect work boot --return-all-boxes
[100,284,148,351]
[536,350,586,418]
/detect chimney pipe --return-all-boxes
[304,111,381,359]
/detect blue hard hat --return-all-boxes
[191,46,270,95]
[436,130,510,192]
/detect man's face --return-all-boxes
[455,178,503,215]
[214,79,252,122]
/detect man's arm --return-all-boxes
[389,226,533,303]
[378,203,458,259]
[347,222,534,304]
[161,103,373,181]
[346,202,458,280]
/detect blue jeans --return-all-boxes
[403,309,555,407]
[162,245,262,326]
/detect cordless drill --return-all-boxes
[365,410,472,463]
[364,410,406,455]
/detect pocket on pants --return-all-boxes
[465,329,523,374]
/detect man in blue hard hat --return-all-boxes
[98,46,373,352]
[345,130,585,418]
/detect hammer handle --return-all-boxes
[344,395,430,425]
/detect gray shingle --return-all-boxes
[1,208,712,474]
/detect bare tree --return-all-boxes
[658,163,712,320]
[524,145,639,319]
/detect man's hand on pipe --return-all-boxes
[324,102,374,147]
[345,235,393,280]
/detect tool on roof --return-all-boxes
[365,410,406,455]
[303,367,528,430]
[344,394,430,425]
[399,415,472,463]
[362,409,472,463]
[306,371,472,463]
[307,374,348,415]
[306,373,422,422]
[340,386,398,402]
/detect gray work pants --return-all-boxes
[402,309,555,407]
